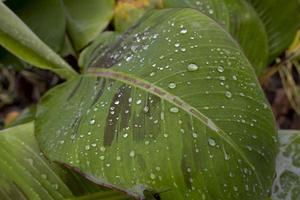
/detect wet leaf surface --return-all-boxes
[36,9,277,200]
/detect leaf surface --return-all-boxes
[36,9,277,200]
[163,0,269,73]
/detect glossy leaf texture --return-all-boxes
[162,0,269,74]
[246,0,300,62]
[0,2,77,80]
[63,0,115,51]
[272,130,300,200]
[36,9,277,200]
[4,0,66,52]
[0,123,74,200]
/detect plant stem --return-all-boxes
[259,44,300,85]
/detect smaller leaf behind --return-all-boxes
[63,0,115,51]
[246,0,300,63]
[4,0,66,52]
[0,2,77,80]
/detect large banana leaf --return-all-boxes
[246,0,300,62]
[0,2,77,80]
[36,9,277,200]
[0,123,74,200]
[163,0,269,74]
[62,0,115,51]
[272,130,300,200]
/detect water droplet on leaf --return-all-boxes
[208,138,216,146]
[187,63,199,71]
[168,82,176,89]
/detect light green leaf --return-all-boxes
[63,0,115,51]
[0,2,77,80]
[272,130,300,200]
[36,9,277,200]
[0,123,74,200]
[4,0,66,52]
[0,0,66,69]
[163,0,269,74]
[246,0,300,62]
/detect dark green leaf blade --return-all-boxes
[246,0,300,62]
[36,8,277,200]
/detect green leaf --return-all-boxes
[0,123,74,200]
[0,2,77,80]
[63,0,115,51]
[36,9,277,200]
[272,130,300,200]
[4,0,66,52]
[246,0,300,62]
[162,0,269,74]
